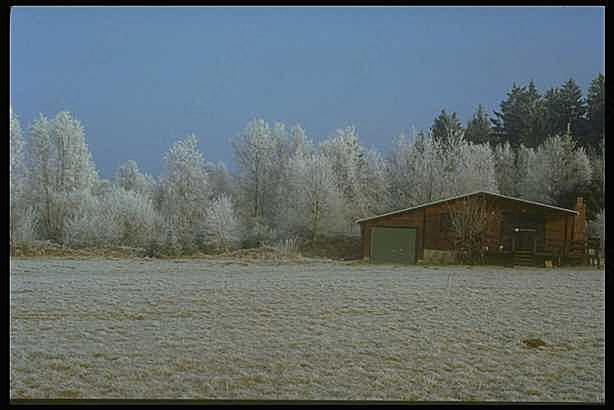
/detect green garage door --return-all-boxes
[371,227,417,264]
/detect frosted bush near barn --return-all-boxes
[588,209,605,253]
[493,142,518,196]
[386,130,431,209]
[386,131,497,209]
[522,133,592,205]
[491,142,536,199]
[452,140,498,195]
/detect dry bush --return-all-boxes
[447,196,499,264]
[273,237,300,257]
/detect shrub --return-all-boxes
[273,237,300,256]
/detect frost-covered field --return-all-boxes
[10,258,604,402]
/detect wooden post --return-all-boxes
[422,208,426,260]
[563,216,568,263]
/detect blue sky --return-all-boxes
[10,6,604,178]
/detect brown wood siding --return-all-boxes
[358,193,576,260]
[545,215,565,240]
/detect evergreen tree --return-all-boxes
[431,109,463,146]
[492,80,546,148]
[543,86,565,137]
[544,78,588,144]
[465,105,492,145]
[586,73,605,153]
[558,78,587,138]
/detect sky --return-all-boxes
[10,6,605,179]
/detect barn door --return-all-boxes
[371,227,417,264]
[513,228,537,252]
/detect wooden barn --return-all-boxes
[356,191,587,267]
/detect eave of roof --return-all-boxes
[355,191,578,224]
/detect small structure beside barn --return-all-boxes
[356,191,587,267]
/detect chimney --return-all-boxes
[573,197,586,242]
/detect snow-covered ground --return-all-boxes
[10,258,605,402]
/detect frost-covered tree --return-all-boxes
[521,132,592,206]
[113,187,158,247]
[288,124,314,158]
[10,107,34,244]
[51,111,99,243]
[62,190,118,247]
[272,124,316,235]
[285,151,345,241]
[232,119,313,237]
[205,161,235,201]
[359,148,389,213]
[204,194,241,251]
[10,107,25,202]
[451,141,498,195]
[115,160,156,197]
[159,134,210,252]
[25,111,98,242]
[232,119,278,222]
[91,178,114,198]
[580,148,605,220]
[320,126,383,231]
[493,142,538,198]
[387,130,439,209]
[493,142,517,196]
[64,184,158,249]
[386,130,497,210]
[25,114,54,239]
[587,209,605,254]
[50,111,98,193]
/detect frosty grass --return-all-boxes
[10,258,604,401]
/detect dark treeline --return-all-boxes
[432,73,605,217]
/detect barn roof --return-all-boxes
[355,191,578,224]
